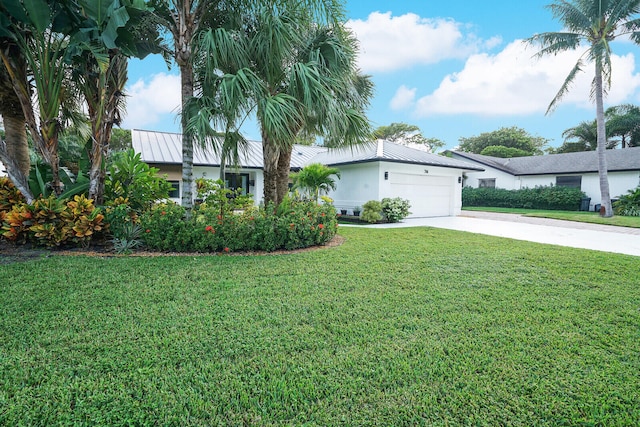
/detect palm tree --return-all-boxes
[527,0,640,217]
[560,119,599,152]
[189,0,372,206]
[291,163,341,202]
[606,104,640,148]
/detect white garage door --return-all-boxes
[389,174,454,217]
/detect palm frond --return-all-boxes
[548,58,584,114]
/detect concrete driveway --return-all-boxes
[347,211,640,257]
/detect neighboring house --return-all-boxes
[450,149,640,210]
[132,129,484,218]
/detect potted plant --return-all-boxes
[352,206,361,216]
[340,209,347,215]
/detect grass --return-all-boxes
[1,227,639,425]
[463,206,640,228]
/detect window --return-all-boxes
[224,173,250,195]
[168,181,180,198]
[478,178,496,188]
[556,175,581,189]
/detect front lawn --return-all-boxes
[1,227,639,425]
[463,206,640,228]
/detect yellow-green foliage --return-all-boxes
[1,194,104,247]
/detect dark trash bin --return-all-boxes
[594,204,601,212]
[580,197,591,211]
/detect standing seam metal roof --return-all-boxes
[132,130,483,171]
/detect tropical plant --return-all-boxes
[613,187,640,216]
[606,104,640,148]
[148,0,246,212]
[480,145,532,158]
[291,163,341,202]
[188,0,372,207]
[526,0,640,217]
[104,150,172,213]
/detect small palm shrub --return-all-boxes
[381,197,411,223]
[613,187,640,216]
[361,200,382,223]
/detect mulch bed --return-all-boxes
[0,235,345,264]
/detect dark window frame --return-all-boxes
[556,175,582,189]
[478,178,496,188]
[168,180,180,198]
[225,173,250,195]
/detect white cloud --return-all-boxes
[122,73,181,129]
[414,40,640,116]
[390,85,417,110]
[347,12,496,73]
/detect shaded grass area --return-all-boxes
[1,227,639,425]
[463,206,640,228]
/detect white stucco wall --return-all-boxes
[463,165,522,190]
[328,162,381,214]
[329,161,465,217]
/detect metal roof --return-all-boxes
[452,148,640,175]
[132,130,482,171]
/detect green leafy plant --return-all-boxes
[104,150,171,213]
[381,197,411,223]
[112,222,144,255]
[290,163,341,202]
[613,187,640,216]
[462,185,586,210]
[140,199,338,253]
[361,200,382,223]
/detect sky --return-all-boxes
[123,0,640,151]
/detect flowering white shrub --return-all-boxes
[381,197,411,223]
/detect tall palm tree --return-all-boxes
[189,0,372,206]
[291,163,340,202]
[527,0,640,217]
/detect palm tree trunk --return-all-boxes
[180,63,194,213]
[3,115,30,177]
[262,134,279,206]
[594,60,612,217]
[275,147,293,204]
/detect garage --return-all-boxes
[389,173,454,217]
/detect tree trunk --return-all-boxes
[275,147,293,204]
[262,134,280,206]
[180,63,194,213]
[3,115,30,177]
[594,60,613,217]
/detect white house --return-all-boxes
[132,129,484,218]
[450,148,640,210]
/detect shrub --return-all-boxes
[104,150,171,213]
[140,199,338,253]
[361,200,382,223]
[381,197,411,223]
[1,194,104,247]
[613,187,640,216]
[462,185,585,210]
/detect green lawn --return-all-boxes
[1,227,639,425]
[463,206,640,228]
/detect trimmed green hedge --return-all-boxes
[462,185,586,210]
[140,199,338,253]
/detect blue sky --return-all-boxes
[124,0,640,150]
